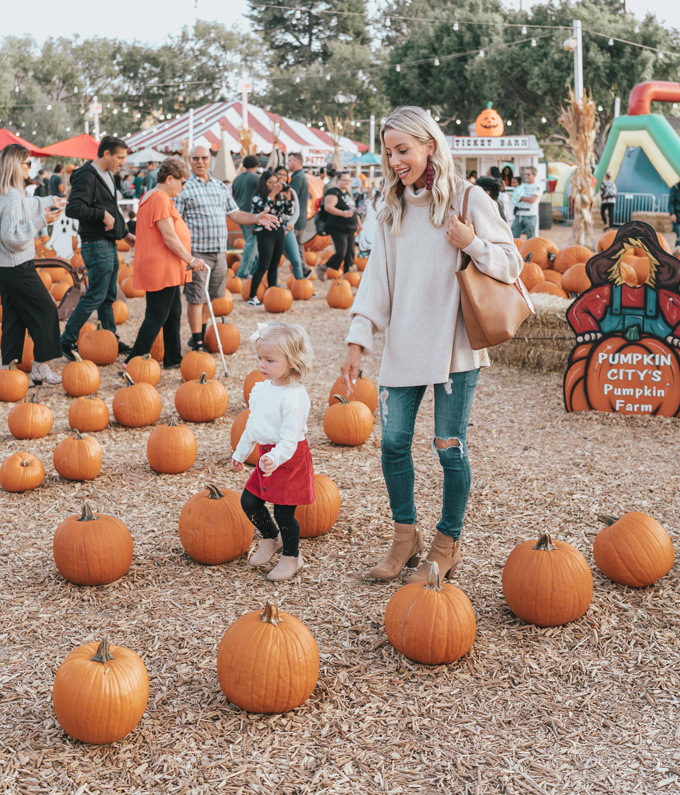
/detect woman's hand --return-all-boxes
[340,343,362,396]
[268,183,283,199]
[44,207,63,225]
[53,197,67,209]
[259,454,276,477]
[446,213,475,250]
[232,459,244,472]
[189,257,207,272]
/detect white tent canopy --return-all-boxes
[124,147,169,166]
[125,101,368,167]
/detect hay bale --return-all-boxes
[631,211,672,234]
[490,293,575,372]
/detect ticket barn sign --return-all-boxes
[564,221,680,418]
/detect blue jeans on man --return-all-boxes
[511,214,538,239]
[236,225,259,279]
[62,240,119,346]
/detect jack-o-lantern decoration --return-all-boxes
[474,102,504,137]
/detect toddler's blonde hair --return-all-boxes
[255,321,313,383]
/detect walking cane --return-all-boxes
[197,262,228,378]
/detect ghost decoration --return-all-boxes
[48,213,80,260]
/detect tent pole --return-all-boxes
[188,108,194,151]
[369,114,376,183]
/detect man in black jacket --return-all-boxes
[61,135,135,359]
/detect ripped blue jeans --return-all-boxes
[378,370,479,539]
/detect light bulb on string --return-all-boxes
[46,104,52,110]
[541,117,547,123]
[453,21,459,31]
[597,105,603,111]
[434,57,440,66]
[521,25,527,34]
[608,38,614,46]
[456,119,461,125]
[294,9,301,19]
[395,64,401,72]
[385,16,390,27]
[531,38,536,47]
[478,49,485,58]
[507,120,512,126]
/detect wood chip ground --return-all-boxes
[1,224,679,794]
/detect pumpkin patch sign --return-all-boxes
[564,221,680,417]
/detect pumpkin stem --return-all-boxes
[167,418,179,427]
[424,561,443,592]
[73,429,85,440]
[598,514,619,527]
[122,372,136,387]
[261,602,281,626]
[207,484,224,500]
[95,322,103,330]
[141,353,152,360]
[7,360,18,370]
[357,369,364,380]
[332,393,350,404]
[532,533,557,551]
[199,373,208,384]
[27,393,37,404]
[73,351,84,362]
[624,325,641,342]
[90,637,114,665]
[78,504,97,522]
[20,459,31,468]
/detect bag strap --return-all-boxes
[459,185,474,225]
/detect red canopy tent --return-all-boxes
[0,128,47,157]
[40,134,98,160]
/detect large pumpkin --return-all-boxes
[53,430,102,481]
[502,532,593,626]
[125,354,161,386]
[52,638,149,744]
[217,602,319,714]
[112,300,129,325]
[205,320,240,355]
[323,395,373,446]
[8,394,53,439]
[593,512,674,587]
[519,260,545,291]
[295,474,341,538]
[519,238,559,270]
[112,373,162,427]
[147,419,197,474]
[385,562,476,664]
[291,278,314,301]
[179,484,253,564]
[62,352,101,397]
[79,323,118,366]
[68,395,110,432]
[263,286,293,313]
[553,245,594,274]
[230,409,260,466]
[53,504,134,586]
[328,370,378,414]
[1,451,45,492]
[474,102,504,137]
[0,360,29,402]
[180,350,216,382]
[562,263,591,294]
[175,373,229,422]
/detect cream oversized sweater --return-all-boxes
[346,182,523,386]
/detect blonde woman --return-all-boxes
[0,144,64,384]
[340,106,522,583]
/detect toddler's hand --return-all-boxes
[259,454,276,476]
[232,459,244,472]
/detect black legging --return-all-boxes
[601,203,614,228]
[0,260,61,365]
[250,229,286,298]
[125,284,181,367]
[325,228,356,273]
[241,488,300,557]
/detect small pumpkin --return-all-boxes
[217,602,319,714]
[8,394,53,439]
[53,504,134,585]
[175,373,229,422]
[179,484,254,564]
[355,256,368,271]
[0,360,29,402]
[502,532,593,626]
[212,291,234,316]
[328,370,378,414]
[204,320,240,355]
[241,278,266,302]
[79,323,118,365]
[291,278,314,301]
[326,279,354,309]
[263,286,293,313]
[474,102,504,137]
[112,300,129,325]
[226,274,243,294]
[121,277,145,298]
[243,369,266,406]
[52,637,149,744]
[125,354,162,386]
[323,394,373,446]
[77,321,97,342]
[385,562,476,664]
[325,267,341,280]
[296,474,341,538]
[593,513,674,587]
[0,451,45,492]
[117,264,134,285]
[342,271,362,288]
[68,395,110,432]
[147,418,197,473]
[529,281,569,299]
[519,238,559,269]
[230,409,260,466]
[519,260,546,291]
[553,245,594,274]
[62,351,101,396]
[18,332,34,372]
[180,350,216,382]
[112,372,162,427]
[150,332,164,362]
[53,430,103,481]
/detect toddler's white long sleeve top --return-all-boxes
[232,381,310,469]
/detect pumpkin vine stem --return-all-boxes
[532,533,557,551]
[78,504,98,522]
[27,394,37,404]
[424,561,442,592]
[73,429,85,440]
[199,373,208,384]
[122,372,136,387]
[168,418,179,427]
[91,637,114,665]
[262,602,281,626]
[332,394,350,404]
[598,515,619,527]
[207,484,224,500]
[73,351,84,362]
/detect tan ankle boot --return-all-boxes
[249,535,283,566]
[405,532,461,584]
[368,523,423,580]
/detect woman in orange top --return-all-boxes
[125,158,205,369]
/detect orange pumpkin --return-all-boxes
[0,451,45,492]
[263,286,293,313]
[241,278,266,302]
[226,274,243,294]
[296,474,341,538]
[125,354,162,386]
[542,269,563,287]
[243,369,266,406]
[112,300,129,324]
[180,350,216,382]
[212,291,234,317]
[342,271,362,288]
[529,281,569,299]
[291,278,314,301]
[8,394,54,439]
[474,102,504,137]
[121,277,145,298]
[68,396,109,433]
[62,352,100,397]
[326,279,354,309]
[175,373,229,422]
[552,245,594,274]
[150,332,164,362]
[147,419,197,474]
[205,321,240,355]
[112,373,162,427]
[323,395,373,446]
[53,430,102,481]
[562,263,591,294]
[0,360,30,402]
[519,237,559,269]
[328,370,378,414]
[79,323,118,365]
[230,409,260,466]
[519,260,545,291]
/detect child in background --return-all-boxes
[126,209,137,236]
[232,321,315,581]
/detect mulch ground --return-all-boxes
[1,237,679,795]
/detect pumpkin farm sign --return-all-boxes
[564,221,680,417]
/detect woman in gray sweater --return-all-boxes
[341,107,522,583]
[0,144,64,385]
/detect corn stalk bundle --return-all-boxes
[558,89,599,247]
[239,125,256,158]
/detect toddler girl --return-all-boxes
[232,321,315,581]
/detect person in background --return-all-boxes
[487,166,502,181]
[49,164,65,197]
[34,170,49,198]
[0,144,64,385]
[511,166,542,239]
[466,170,477,184]
[318,171,362,279]
[275,165,311,279]
[670,180,680,247]
[287,152,309,276]
[146,161,158,192]
[356,189,382,255]
[133,169,144,199]
[127,209,137,236]
[323,167,338,195]
[61,135,136,361]
[600,172,617,230]
[232,154,261,280]
[501,165,513,187]
[121,173,135,199]
[476,176,506,222]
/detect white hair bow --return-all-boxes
[249,322,269,342]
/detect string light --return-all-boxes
[608,37,614,46]
[453,21,459,31]
[478,49,485,57]
[521,25,527,34]
[531,38,536,46]
[395,64,401,72]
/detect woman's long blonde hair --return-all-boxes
[378,106,460,235]
[0,144,29,195]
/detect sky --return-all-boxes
[6,0,680,46]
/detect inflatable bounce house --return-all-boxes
[594,81,680,219]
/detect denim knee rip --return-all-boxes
[432,436,465,459]
[379,387,389,424]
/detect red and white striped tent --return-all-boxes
[125,101,368,168]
